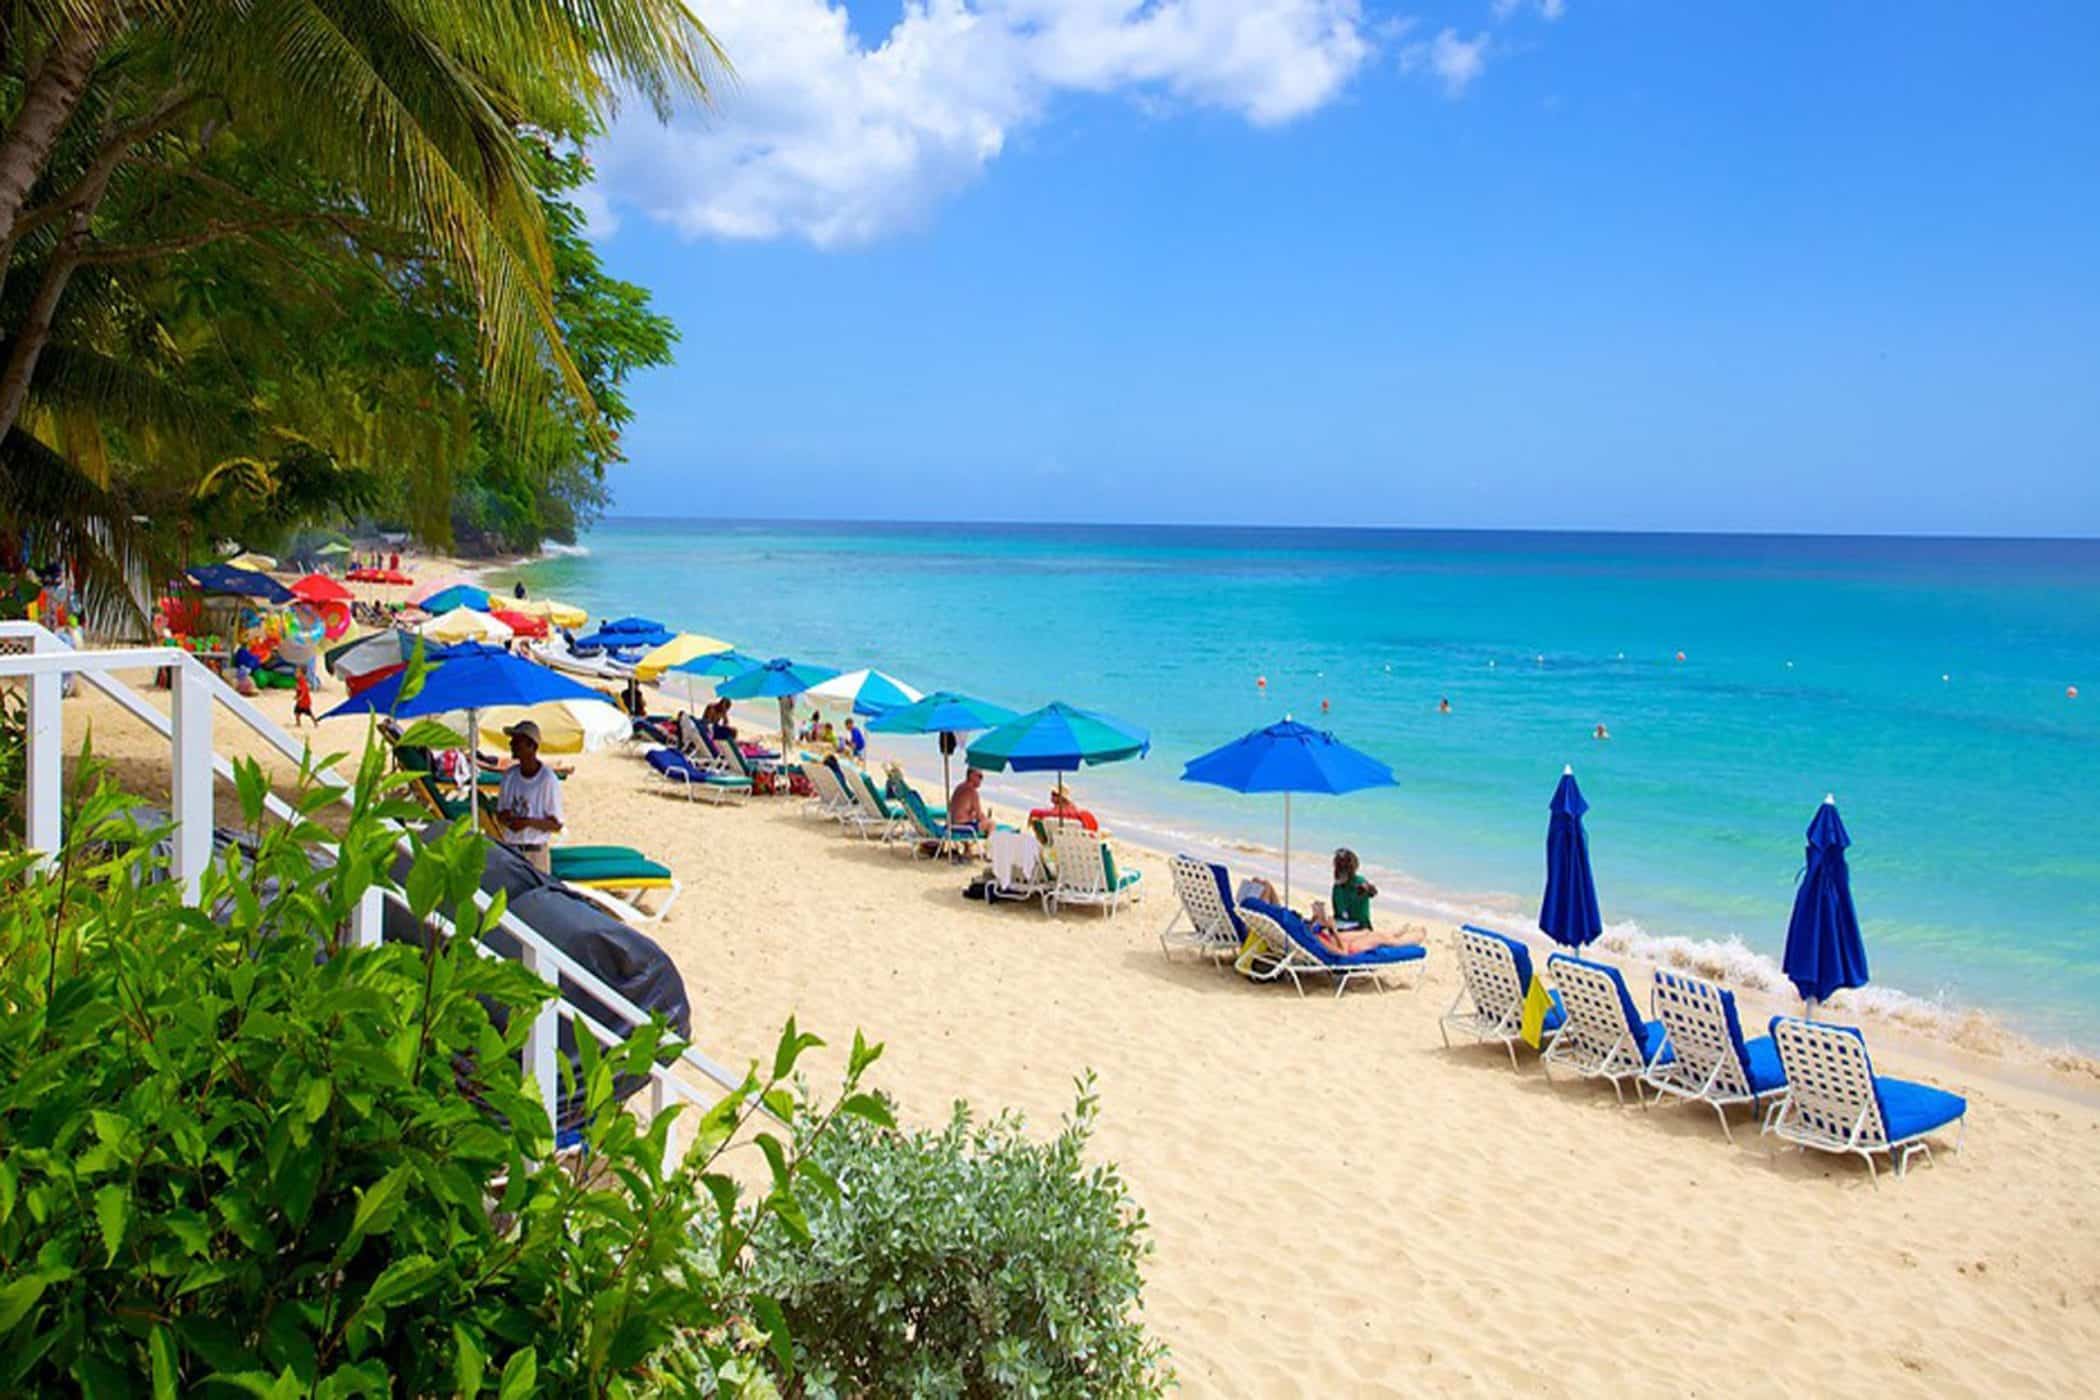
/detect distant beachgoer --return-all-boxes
[388,552,399,571]
[801,710,824,743]
[949,770,990,832]
[845,717,866,758]
[1331,848,1376,930]
[292,669,314,727]
[1306,899,1421,956]
[513,580,527,600]
[1594,723,1611,741]
[1438,696,1452,714]
[1237,876,1280,906]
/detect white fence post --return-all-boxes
[519,942,561,1133]
[348,886,384,948]
[24,629,63,865]
[170,660,214,901]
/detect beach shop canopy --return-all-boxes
[419,583,491,615]
[324,642,613,818]
[1539,766,1603,950]
[1180,717,1394,902]
[1781,797,1870,1013]
[186,563,293,603]
[419,606,512,646]
[633,632,736,682]
[868,691,1020,809]
[805,667,924,717]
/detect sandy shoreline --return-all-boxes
[38,619,2100,1393]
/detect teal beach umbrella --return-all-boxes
[967,701,1149,817]
[716,657,842,755]
[868,691,1021,809]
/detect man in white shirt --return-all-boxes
[495,720,563,873]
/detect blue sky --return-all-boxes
[586,1,2100,535]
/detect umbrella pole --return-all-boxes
[468,706,480,828]
[1283,792,1292,905]
[1805,995,1821,1021]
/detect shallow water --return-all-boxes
[510,520,2100,1046]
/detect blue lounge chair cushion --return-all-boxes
[1552,953,1673,1063]
[1875,1077,1967,1143]
[1741,1035,1786,1095]
[1204,861,1249,939]
[1242,898,1428,969]
[647,748,750,787]
[1466,925,1567,1032]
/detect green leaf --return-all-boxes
[300,1077,333,1123]
[234,758,269,826]
[348,1254,441,1337]
[395,719,464,750]
[753,1132,790,1191]
[149,1326,179,1400]
[453,1324,486,1397]
[771,1015,824,1082]
[0,1274,47,1334]
[345,1164,412,1246]
[751,1294,794,1379]
[847,1028,884,1078]
[94,1184,129,1264]
[837,1092,897,1130]
[497,1346,536,1400]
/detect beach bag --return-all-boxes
[788,769,815,797]
[751,769,777,796]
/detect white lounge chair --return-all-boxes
[1439,925,1565,1068]
[1761,1017,1967,1182]
[643,747,750,804]
[800,761,857,824]
[1044,824,1142,917]
[1159,855,1246,962]
[1233,901,1425,998]
[1539,954,1671,1102]
[842,768,909,845]
[1639,970,1788,1140]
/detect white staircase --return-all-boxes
[1,621,738,1155]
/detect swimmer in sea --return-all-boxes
[1594,723,1611,741]
[1438,697,1452,714]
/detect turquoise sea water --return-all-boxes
[511,520,2100,1046]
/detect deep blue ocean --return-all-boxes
[509,520,2100,1045]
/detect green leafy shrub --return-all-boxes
[750,1078,1172,1398]
[0,746,886,1395]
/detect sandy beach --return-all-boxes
[50,615,2100,1396]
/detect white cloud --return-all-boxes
[1492,0,1564,19]
[1399,27,1489,98]
[592,0,1374,247]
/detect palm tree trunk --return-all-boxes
[0,202,94,441]
[0,19,106,246]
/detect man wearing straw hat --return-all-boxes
[495,720,564,873]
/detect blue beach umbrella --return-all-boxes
[325,641,612,820]
[868,691,1021,808]
[1181,717,1396,902]
[186,563,293,603]
[716,657,843,754]
[418,582,490,614]
[1539,766,1603,950]
[1782,796,1869,1014]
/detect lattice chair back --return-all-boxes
[1170,855,1233,941]
[1051,823,1111,897]
[1771,1018,1887,1150]
[1236,906,1293,962]
[1454,927,1525,1025]
[677,712,707,755]
[1544,956,1633,1067]
[1651,971,1748,1099]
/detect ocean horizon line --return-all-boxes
[595,513,2100,548]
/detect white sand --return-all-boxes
[46,627,2100,1396]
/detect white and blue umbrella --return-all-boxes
[804,667,924,718]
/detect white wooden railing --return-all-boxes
[1,621,738,1155]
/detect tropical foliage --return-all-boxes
[0,2,709,627]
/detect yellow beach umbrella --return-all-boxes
[477,698,628,755]
[633,631,735,682]
[419,606,513,645]
[228,552,277,572]
[511,596,588,628]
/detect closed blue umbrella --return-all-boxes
[186,563,292,603]
[325,641,612,820]
[867,691,1021,811]
[1782,796,1869,1014]
[716,657,842,755]
[1181,717,1396,902]
[1539,766,1603,950]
